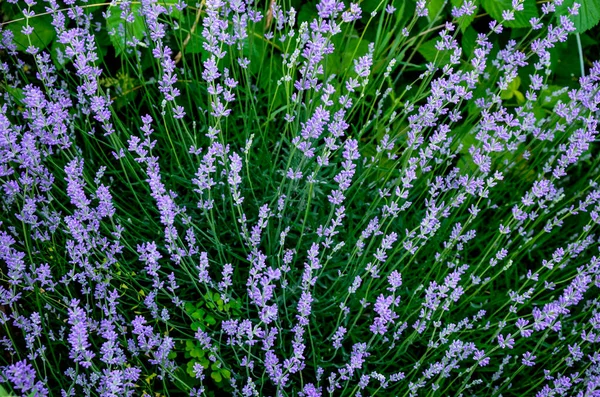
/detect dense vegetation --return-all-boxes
[1,0,600,395]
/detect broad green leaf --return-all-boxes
[427,0,447,23]
[297,3,317,25]
[200,357,210,368]
[549,35,583,80]
[539,85,570,109]
[2,85,24,106]
[417,37,452,66]
[0,385,15,397]
[556,0,600,33]
[184,302,195,314]
[185,340,195,350]
[191,321,203,331]
[106,4,146,56]
[186,360,198,377]
[8,14,55,52]
[190,347,204,358]
[500,76,521,100]
[191,309,205,319]
[210,371,222,383]
[461,25,478,57]
[481,0,538,28]
[157,0,183,19]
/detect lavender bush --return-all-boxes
[1,0,600,395]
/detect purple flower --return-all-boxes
[67,299,95,368]
[332,326,346,349]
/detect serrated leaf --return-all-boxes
[8,14,55,52]
[556,0,600,33]
[481,0,538,28]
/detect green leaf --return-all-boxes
[514,90,525,104]
[106,4,146,56]
[221,369,231,379]
[210,371,222,383]
[200,357,210,368]
[500,89,514,100]
[184,302,195,314]
[0,385,15,397]
[461,25,478,57]
[205,315,216,325]
[427,0,447,22]
[191,309,205,319]
[186,360,198,377]
[190,347,205,358]
[417,37,452,66]
[556,0,600,33]
[481,0,538,28]
[2,85,24,106]
[185,340,195,351]
[191,321,204,331]
[539,85,570,109]
[297,3,317,25]
[158,0,183,19]
[8,14,55,52]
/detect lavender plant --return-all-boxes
[1,0,600,396]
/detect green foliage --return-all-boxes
[557,0,600,33]
[500,75,525,104]
[417,37,452,66]
[0,385,16,397]
[427,0,447,22]
[451,0,480,31]
[481,0,538,28]
[7,13,55,52]
[105,4,146,56]
[181,294,241,386]
[1,0,600,396]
